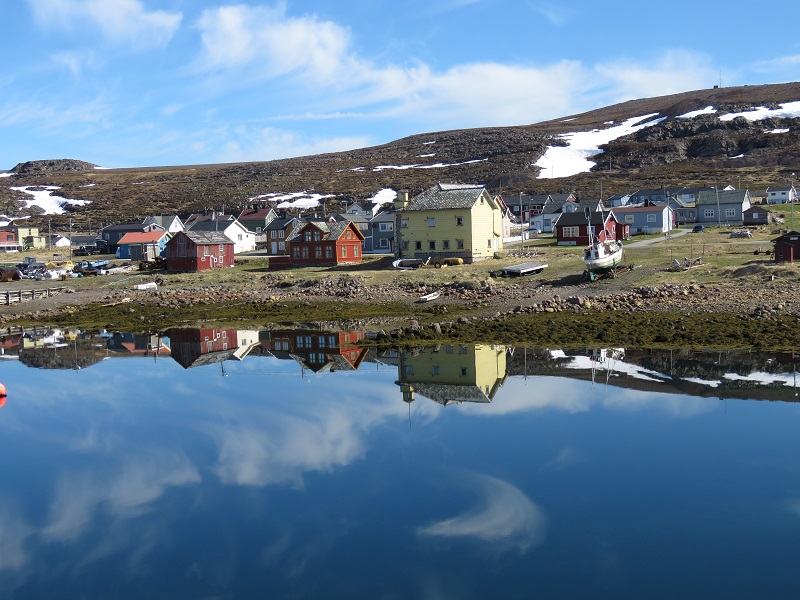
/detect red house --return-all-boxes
[166,231,235,273]
[554,211,619,246]
[285,221,364,267]
[0,229,20,253]
[168,327,239,368]
[262,329,368,372]
[772,231,800,263]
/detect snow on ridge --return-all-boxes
[767,128,790,134]
[676,105,716,119]
[535,113,664,179]
[248,190,335,210]
[372,158,487,172]
[368,188,397,206]
[0,172,13,178]
[417,153,436,158]
[10,185,91,215]
[719,100,800,122]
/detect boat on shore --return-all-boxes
[392,257,430,270]
[583,240,623,275]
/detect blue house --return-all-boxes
[695,189,751,225]
[610,205,673,235]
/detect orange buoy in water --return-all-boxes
[0,382,6,408]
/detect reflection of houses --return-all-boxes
[395,344,507,405]
[260,329,368,373]
[106,332,171,357]
[169,327,239,368]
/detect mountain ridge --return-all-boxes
[2,81,799,231]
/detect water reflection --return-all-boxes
[2,330,800,596]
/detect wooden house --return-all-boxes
[742,206,773,227]
[168,327,239,368]
[100,222,165,256]
[610,205,673,235]
[766,185,797,205]
[555,211,619,246]
[367,210,395,253]
[285,221,364,267]
[0,229,21,253]
[695,189,751,225]
[117,230,171,261]
[188,218,256,254]
[393,184,504,263]
[772,231,800,263]
[261,329,368,373]
[166,231,235,272]
[263,217,301,254]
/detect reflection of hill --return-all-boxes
[508,348,800,403]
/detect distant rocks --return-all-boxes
[12,159,98,176]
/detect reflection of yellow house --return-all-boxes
[396,344,507,405]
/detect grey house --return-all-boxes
[610,205,673,235]
[695,189,751,225]
[367,210,395,253]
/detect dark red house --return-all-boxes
[555,211,619,246]
[284,221,364,267]
[168,327,239,368]
[166,231,235,273]
[262,329,368,372]
[772,231,800,263]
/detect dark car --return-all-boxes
[692,225,706,233]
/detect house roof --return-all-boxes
[285,220,365,242]
[143,215,182,229]
[265,217,297,231]
[187,218,243,233]
[611,205,668,214]
[101,222,154,233]
[542,198,577,214]
[175,230,233,245]
[403,183,493,211]
[696,189,750,205]
[556,210,616,227]
[118,231,169,245]
[238,208,275,221]
[766,185,796,192]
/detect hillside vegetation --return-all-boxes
[2,82,799,234]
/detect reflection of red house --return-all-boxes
[166,231,235,273]
[169,327,239,368]
[0,333,22,353]
[263,329,368,372]
[285,221,364,267]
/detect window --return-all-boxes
[625,215,634,223]
[429,241,436,250]
[752,212,760,219]
[219,244,224,252]
[415,241,422,250]
[278,231,284,238]
[313,231,321,242]
[460,368,468,376]
[402,241,409,250]
[296,335,305,348]
[562,226,579,237]
[379,222,393,232]
[456,216,464,226]
[725,208,736,218]
[354,245,359,257]
[346,230,352,239]
[293,247,300,258]
[400,219,409,228]
[427,217,436,227]
[305,231,312,242]
[432,366,440,376]
[325,246,333,258]
[270,230,277,239]
[380,238,389,248]
[318,336,326,348]
[237,234,243,241]
[647,214,656,223]
[443,240,450,250]
[329,336,336,347]
[487,239,491,248]
[302,247,309,258]
[456,239,464,249]
[256,227,262,233]
[704,209,715,218]
[445,345,453,353]
[314,246,322,258]
[342,246,348,258]
[278,242,285,251]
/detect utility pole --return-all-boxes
[715,186,721,228]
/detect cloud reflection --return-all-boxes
[0,506,33,572]
[417,472,545,552]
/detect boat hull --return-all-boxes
[584,242,623,273]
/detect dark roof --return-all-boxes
[175,230,233,245]
[187,218,238,233]
[696,189,750,206]
[238,208,275,220]
[265,217,297,231]
[285,220,364,242]
[404,184,489,211]
[101,222,153,233]
[556,210,616,227]
[612,205,668,214]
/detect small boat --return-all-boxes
[392,257,430,270]
[495,262,548,277]
[418,290,440,302]
[583,240,623,275]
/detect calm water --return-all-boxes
[2,329,800,599]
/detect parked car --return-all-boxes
[692,225,706,233]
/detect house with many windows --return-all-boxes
[283,221,364,267]
[394,184,504,263]
[554,211,620,246]
[263,217,301,255]
[610,205,673,235]
[367,210,395,253]
[695,189,751,225]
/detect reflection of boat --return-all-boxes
[418,290,440,302]
[591,348,625,385]
[392,257,429,270]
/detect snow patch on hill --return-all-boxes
[10,185,91,215]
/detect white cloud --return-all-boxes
[418,472,546,552]
[27,0,182,49]
[532,3,571,25]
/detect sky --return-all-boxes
[1,0,799,170]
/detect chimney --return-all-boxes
[395,189,410,211]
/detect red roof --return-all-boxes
[118,231,169,245]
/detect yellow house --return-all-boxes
[396,344,507,406]
[12,226,47,250]
[394,184,504,263]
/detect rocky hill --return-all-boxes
[2,81,799,232]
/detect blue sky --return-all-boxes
[1,0,799,169]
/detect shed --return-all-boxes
[772,231,800,263]
[166,231,235,272]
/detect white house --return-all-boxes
[188,218,256,254]
[765,185,798,205]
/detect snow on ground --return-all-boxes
[564,354,667,382]
[683,377,721,388]
[368,188,397,206]
[372,158,487,172]
[249,191,335,210]
[676,106,716,119]
[417,153,436,158]
[767,128,790,134]
[0,172,13,178]
[422,140,436,145]
[10,185,91,215]
[535,114,665,179]
[720,100,800,122]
